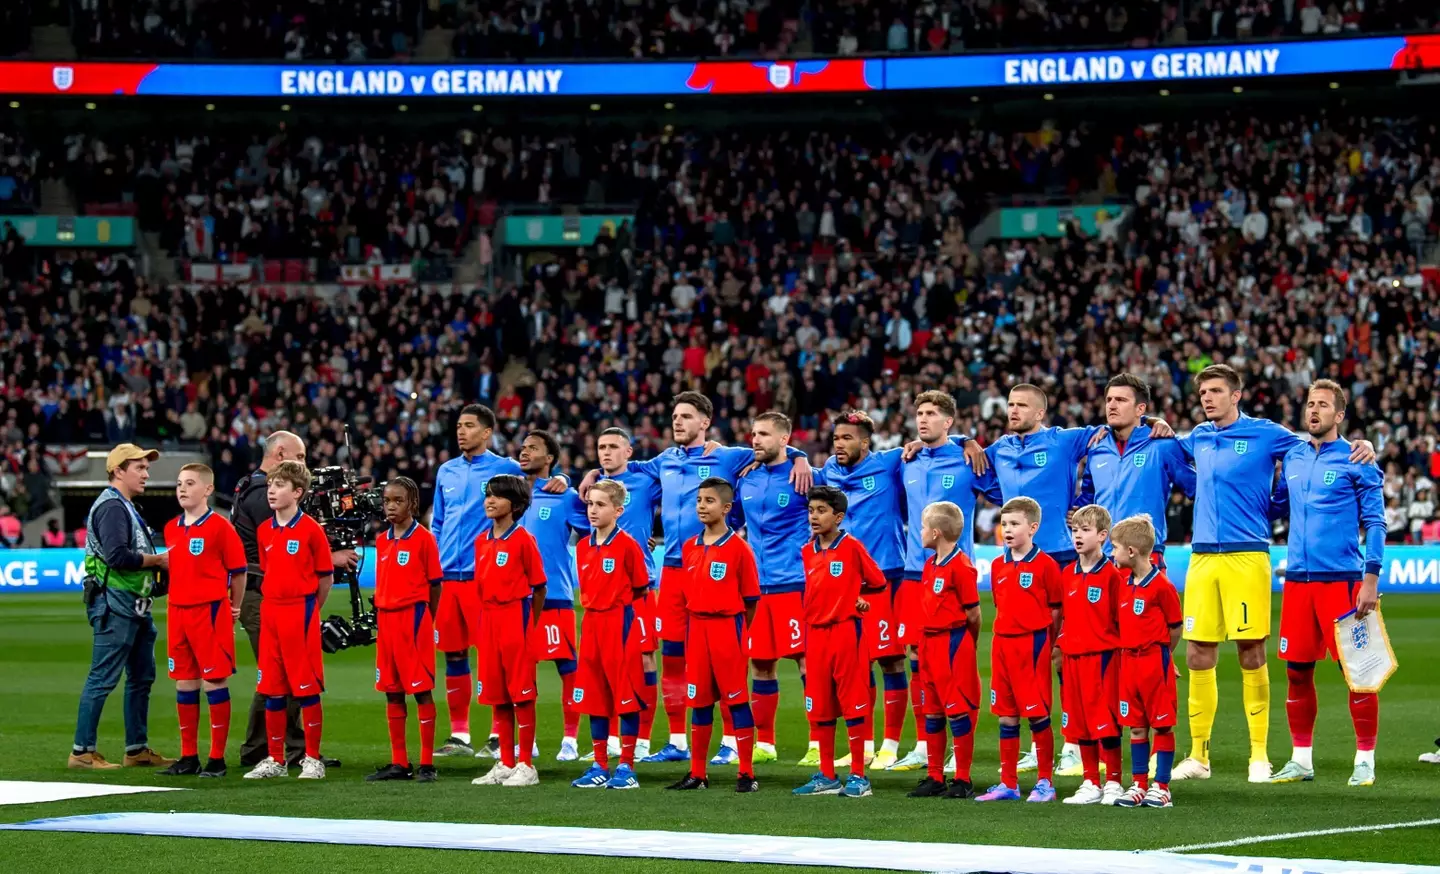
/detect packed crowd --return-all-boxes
[3,106,1440,545]
[0,134,40,215]
[59,0,1438,61]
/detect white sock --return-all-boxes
[880,738,899,755]
[757,741,777,753]
[1029,742,1038,757]
[669,732,688,750]
[562,735,577,745]
[864,739,876,755]
[911,739,928,755]
[1062,742,1081,758]
[454,731,471,745]
[807,739,819,750]
[1292,746,1314,770]
[721,735,737,750]
[1355,749,1375,767]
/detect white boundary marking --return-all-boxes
[0,781,186,807]
[1158,818,1440,852]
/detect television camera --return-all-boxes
[303,464,386,653]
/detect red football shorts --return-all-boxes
[1278,580,1359,663]
[685,614,749,708]
[1060,651,1120,741]
[532,605,578,662]
[376,602,437,694]
[657,566,688,643]
[804,619,869,723]
[476,600,538,706]
[573,606,646,717]
[167,600,236,681]
[918,627,981,718]
[1119,645,1178,729]
[256,596,324,698]
[989,629,1052,718]
[434,581,480,653]
[747,591,806,661]
[894,580,924,647]
[862,582,901,661]
[633,589,659,653]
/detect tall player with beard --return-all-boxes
[583,392,811,765]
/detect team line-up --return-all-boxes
[132,364,1386,805]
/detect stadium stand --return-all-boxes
[2,106,1437,545]
[55,0,1439,60]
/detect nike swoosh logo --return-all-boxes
[1025,704,1039,711]
[1289,475,1299,480]
[210,724,224,729]
[728,691,741,698]
[1096,724,1108,730]
[521,689,533,695]
[411,681,423,687]
[1248,707,1264,716]
[744,496,754,500]
[1067,590,1078,597]
[1096,462,1108,468]
[299,684,312,690]
[906,479,918,484]
[1155,714,1169,721]
[854,704,865,710]
[1236,625,1252,632]
[1188,711,1201,719]
[621,699,634,706]
[203,668,214,673]
[305,722,320,728]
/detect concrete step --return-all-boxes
[141,230,179,284]
[38,178,73,214]
[415,27,454,61]
[30,24,75,60]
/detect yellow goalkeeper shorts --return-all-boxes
[1182,552,1272,642]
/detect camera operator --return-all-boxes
[231,431,355,768]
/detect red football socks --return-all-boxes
[926,722,945,782]
[1034,722,1055,781]
[177,695,199,759]
[301,700,322,759]
[951,724,975,783]
[999,732,1020,789]
[445,668,471,737]
[846,723,866,778]
[207,693,230,761]
[496,704,516,768]
[264,703,286,762]
[386,700,408,765]
[1350,692,1378,751]
[752,688,779,746]
[515,701,536,766]
[560,671,579,740]
[417,699,436,766]
[661,654,687,736]
[690,719,712,779]
[720,705,735,740]
[1100,740,1122,781]
[1080,742,1101,786]
[1285,665,1318,747]
[639,675,658,742]
[736,723,755,774]
[593,737,609,771]
[818,723,837,780]
[882,686,907,746]
[620,730,637,768]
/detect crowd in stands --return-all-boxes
[0,135,40,215]
[3,105,1440,545]
[60,0,1439,61]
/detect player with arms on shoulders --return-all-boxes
[160,463,246,778]
[667,478,762,793]
[569,480,652,791]
[1268,380,1385,788]
[907,501,983,800]
[1056,504,1125,805]
[1111,515,1184,808]
[366,478,443,783]
[471,475,547,788]
[793,486,885,798]
[244,461,334,781]
[976,497,1062,803]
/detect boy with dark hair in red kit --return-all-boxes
[668,478,762,793]
[471,474,547,788]
[161,463,247,778]
[367,477,443,783]
[244,461,333,781]
[908,501,983,800]
[792,486,884,798]
[569,479,651,790]
[976,496,1063,803]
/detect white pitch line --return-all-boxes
[1158,818,1440,852]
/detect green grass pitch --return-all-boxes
[2,593,1438,873]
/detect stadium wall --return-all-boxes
[4,546,1439,594]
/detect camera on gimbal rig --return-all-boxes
[303,463,386,653]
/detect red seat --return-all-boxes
[263,260,283,282]
[283,260,305,282]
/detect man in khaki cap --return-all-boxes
[69,443,175,769]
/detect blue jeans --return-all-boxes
[73,595,157,752]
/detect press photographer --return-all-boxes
[231,431,353,769]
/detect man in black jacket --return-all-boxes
[232,431,356,767]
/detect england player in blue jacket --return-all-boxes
[1267,380,1385,789]
[1170,364,1374,785]
[432,404,523,758]
[518,430,592,762]
[731,412,811,766]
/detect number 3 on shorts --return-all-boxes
[789,618,802,645]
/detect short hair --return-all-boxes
[1000,496,1042,525]
[269,460,312,493]
[459,403,498,430]
[598,426,633,443]
[387,476,420,516]
[1111,514,1157,555]
[754,411,792,433]
[697,476,733,504]
[922,501,965,540]
[914,390,958,418]
[1070,503,1112,532]
[263,430,303,461]
[1105,373,1152,409]
[808,485,848,515]
[590,479,628,507]
[526,429,561,464]
[485,474,531,516]
[834,409,874,438]
[1309,378,1348,411]
[1195,364,1243,392]
[1009,383,1048,409]
[673,391,714,420]
[178,462,214,484]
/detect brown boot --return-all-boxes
[68,751,122,770]
[123,747,177,768]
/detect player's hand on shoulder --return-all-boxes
[1088,427,1109,449]
[702,440,723,456]
[902,439,924,462]
[963,439,989,473]
[578,468,600,498]
[789,455,812,493]
[738,460,761,478]
[1349,440,1377,464]
[1147,417,1175,439]
[541,476,567,494]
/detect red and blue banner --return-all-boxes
[0,35,1436,98]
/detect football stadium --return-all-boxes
[1,1,1439,872]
